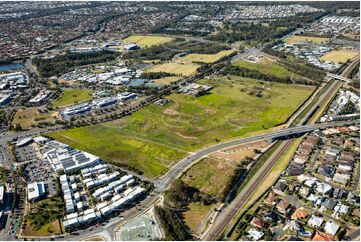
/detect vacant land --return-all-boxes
[23,220,62,236]
[183,202,215,234]
[177,50,235,64]
[23,198,63,236]
[144,63,200,76]
[182,157,238,200]
[47,125,187,178]
[285,35,330,44]
[321,50,359,63]
[234,56,301,80]
[124,35,175,47]
[52,89,93,108]
[47,76,314,178]
[12,107,59,130]
[153,76,182,86]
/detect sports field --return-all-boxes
[235,56,300,80]
[285,35,330,44]
[47,76,314,178]
[124,35,175,47]
[52,89,93,108]
[177,50,236,64]
[144,62,200,76]
[12,107,59,130]
[321,50,359,63]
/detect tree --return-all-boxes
[15,124,22,131]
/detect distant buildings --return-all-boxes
[124,43,140,50]
[69,47,102,53]
[60,92,137,120]
[179,83,213,96]
[0,93,11,106]
[29,90,51,104]
[0,72,28,90]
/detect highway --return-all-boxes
[154,120,358,192]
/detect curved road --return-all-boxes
[154,120,358,193]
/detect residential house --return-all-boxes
[277,199,291,214]
[273,181,287,195]
[247,228,264,241]
[264,192,277,206]
[323,221,340,236]
[291,207,310,220]
[299,186,310,198]
[312,232,332,241]
[321,199,337,211]
[251,217,266,229]
[308,215,324,227]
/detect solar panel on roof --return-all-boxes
[63,161,76,168]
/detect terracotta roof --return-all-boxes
[291,207,310,220]
[312,233,332,241]
[251,217,266,228]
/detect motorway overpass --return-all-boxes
[155,119,359,192]
[327,73,353,82]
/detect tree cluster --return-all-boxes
[140,71,176,79]
[123,39,230,61]
[165,179,215,209]
[33,51,120,77]
[224,65,292,83]
[154,206,193,241]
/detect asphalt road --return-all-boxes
[155,119,358,192]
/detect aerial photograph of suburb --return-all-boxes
[0,0,359,241]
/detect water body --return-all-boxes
[0,63,24,72]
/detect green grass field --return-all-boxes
[47,76,314,178]
[52,89,93,108]
[234,56,300,80]
[177,50,236,64]
[144,62,200,76]
[123,35,175,47]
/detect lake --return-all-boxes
[0,63,24,72]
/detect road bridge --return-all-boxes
[155,119,359,192]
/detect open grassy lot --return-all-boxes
[177,50,236,64]
[182,157,238,200]
[23,198,63,236]
[12,107,59,130]
[47,76,314,178]
[153,76,182,86]
[321,50,359,63]
[47,125,188,178]
[183,202,215,234]
[23,220,62,236]
[52,89,93,108]
[144,62,200,76]
[124,35,175,47]
[285,35,330,44]
[234,56,301,80]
